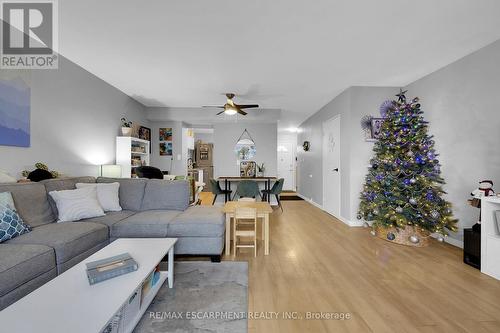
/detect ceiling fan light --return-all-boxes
[224,107,237,115]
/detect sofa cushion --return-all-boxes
[0,183,55,227]
[48,187,105,222]
[0,244,56,297]
[97,178,147,211]
[168,206,225,237]
[111,210,180,238]
[6,222,108,265]
[0,192,32,243]
[82,210,136,228]
[140,180,189,211]
[42,177,96,216]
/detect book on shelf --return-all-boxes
[86,253,138,285]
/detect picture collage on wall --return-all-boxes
[159,128,173,156]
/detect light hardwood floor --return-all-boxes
[199,193,500,333]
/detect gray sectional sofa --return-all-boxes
[0,177,225,310]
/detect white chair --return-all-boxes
[233,207,258,257]
[238,197,256,202]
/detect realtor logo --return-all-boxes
[1,0,58,69]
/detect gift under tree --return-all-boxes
[358,89,458,246]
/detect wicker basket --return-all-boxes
[375,225,430,247]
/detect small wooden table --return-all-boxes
[223,201,273,255]
[218,176,277,202]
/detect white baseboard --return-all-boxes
[297,193,359,227]
[431,234,463,248]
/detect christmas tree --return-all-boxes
[358,89,457,239]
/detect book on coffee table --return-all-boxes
[86,253,139,285]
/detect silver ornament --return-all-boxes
[357,213,362,220]
[431,211,440,219]
[396,206,403,213]
[407,151,414,157]
[409,235,420,244]
[410,178,416,184]
[436,236,444,243]
[373,209,379,215]
[363,222,369,228]
[370,230,376,236]
[409,198,417,205]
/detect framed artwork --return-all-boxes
[240,161,256,178]
[138,126,151,152]
[159,128,172,141]
[369,118,384,141]
[159,142,172,156]
[0,76,30,147]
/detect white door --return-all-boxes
[277,139,296,191]
[322,116,341,217]
[278,133,297,191]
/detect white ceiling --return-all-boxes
[59,0,500,129]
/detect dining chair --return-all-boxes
[261,178,285,212]
[233,207,258,257]
[233,180,261,200]
[209,179,232,205]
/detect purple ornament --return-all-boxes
[375,174,384,181]
[427,151,435,159]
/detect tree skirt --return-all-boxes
[134,261,248,333]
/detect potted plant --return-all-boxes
[257,163,265,177]
[121,117,132,136]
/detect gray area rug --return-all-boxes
[134,261,248,333]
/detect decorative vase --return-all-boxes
[121,127,132,136]
[375,225,430,247]
[257,171,264,177]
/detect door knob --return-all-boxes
[333,168,339,172]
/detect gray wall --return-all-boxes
[149,120,185,175]
[406,39,500,241]
[213,122,277,203]
[0,56,147,178]
[297,87,397,223]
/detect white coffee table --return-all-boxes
[0,238,177,333]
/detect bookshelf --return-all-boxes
[481,196,500,280]
[116,137,151,178]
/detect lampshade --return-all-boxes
[100,165,122,178]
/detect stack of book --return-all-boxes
[86,253,138,285]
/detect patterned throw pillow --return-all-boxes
[0,192,31,243]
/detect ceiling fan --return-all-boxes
[203,93,259,116]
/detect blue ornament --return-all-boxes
[403,179,411,186]
[415,155,425,164]
[387,232,396,241]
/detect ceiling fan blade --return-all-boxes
[236,104,259,109]
[202,105,224,108]
[216,110,226,115]
[237,108,247,116]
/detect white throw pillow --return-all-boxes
[49,187,105,222]
[0,169,16,183]
[76,182,122,212]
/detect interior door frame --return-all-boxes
[322,115,341,217]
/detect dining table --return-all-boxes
[222,201,273,255]
[217,176,277,202]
